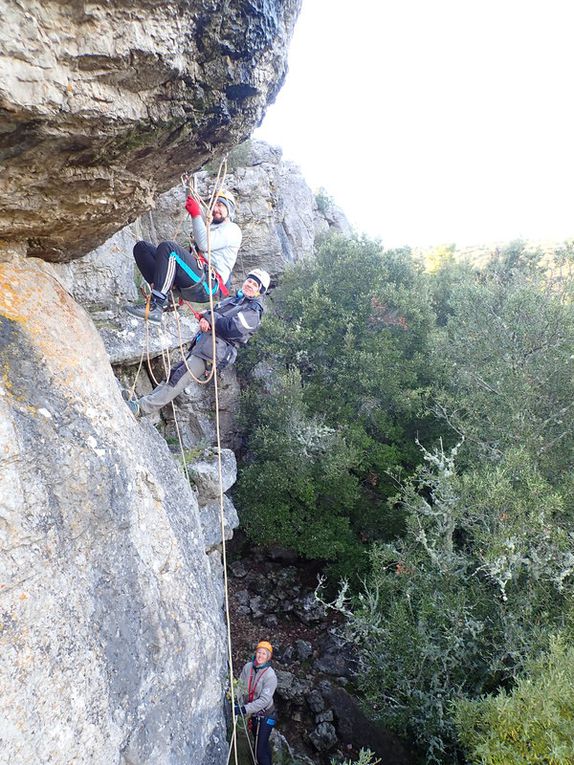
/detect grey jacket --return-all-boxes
[237,661,277,717]
[191,217,242,284]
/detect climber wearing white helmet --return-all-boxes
[125,189,242,323]
[124,269,271,416]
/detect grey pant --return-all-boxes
[139,355,207,414]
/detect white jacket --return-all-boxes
[191,217,242,284]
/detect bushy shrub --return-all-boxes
[455,636,574,764]
[332,749,381,765]
[236,238,574,762]
[327,441,574,763]
[236,369,361,562]
[431,244,574,481]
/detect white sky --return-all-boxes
[254,0,574,249]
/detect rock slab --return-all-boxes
[0,0,302,261]
[0,257,232,764]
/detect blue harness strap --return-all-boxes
[169,251,218,296]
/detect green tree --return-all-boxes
[431,243,574,481]
[329,442,574,763]
[236,234,438,573]
[236,369,361,562]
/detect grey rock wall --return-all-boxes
[197,140,353,283]
[0,0,302,261]
[48,137,351,452]
[0,256,231,764]
[0,0,326,761]
[0,131,351,761]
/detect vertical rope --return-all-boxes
[185,160,241,765]
[132,161,242,765]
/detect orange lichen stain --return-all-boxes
[0,260,104,385]
[19,593,28,601]
[1,368,13,393]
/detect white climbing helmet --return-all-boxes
[246,269,271,294]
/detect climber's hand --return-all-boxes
[185,196,201,217]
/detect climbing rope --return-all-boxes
[129,158,247,765]
[194,162,247,765]
[233,707,258,765]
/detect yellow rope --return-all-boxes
[169,160,243,765]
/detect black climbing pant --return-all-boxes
[252,717,274,765]
[133,240,210,301]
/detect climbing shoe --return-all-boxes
[125,301,164,324]
[125,397,141,417]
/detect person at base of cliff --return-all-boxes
[125,269,270,417]
[125,190,242,323]
[235,640,278,765]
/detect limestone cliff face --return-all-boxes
[0,0,301,261]
[197,140,353,279]
[0,1,303,761]
[53,139,351,316]
[0,257,241,764]
[50,139,351,451]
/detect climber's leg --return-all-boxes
[252,717,274,765]
[138,356,207,415]
[133,240,158,285]
[154,241,205,296]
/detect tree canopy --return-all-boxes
[234,236,574,762]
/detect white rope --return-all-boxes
[130,160,243,765]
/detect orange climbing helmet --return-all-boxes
[256,640,273,658]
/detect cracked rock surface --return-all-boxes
[0,0,301,261]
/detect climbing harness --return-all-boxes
[248,665,270,703]
[168,249,229,299]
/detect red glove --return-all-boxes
[185,196,201,217]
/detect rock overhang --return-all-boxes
[0,0,302,262]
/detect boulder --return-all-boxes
[275,669,311,703]
[313,632,357,678]
[295,639,313,662]
[188,448,237,500]
[230,560,248,579]
[294,591,325,625]
[306,689,325,714]
[308,722,338,752]
[198,494,240,552]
